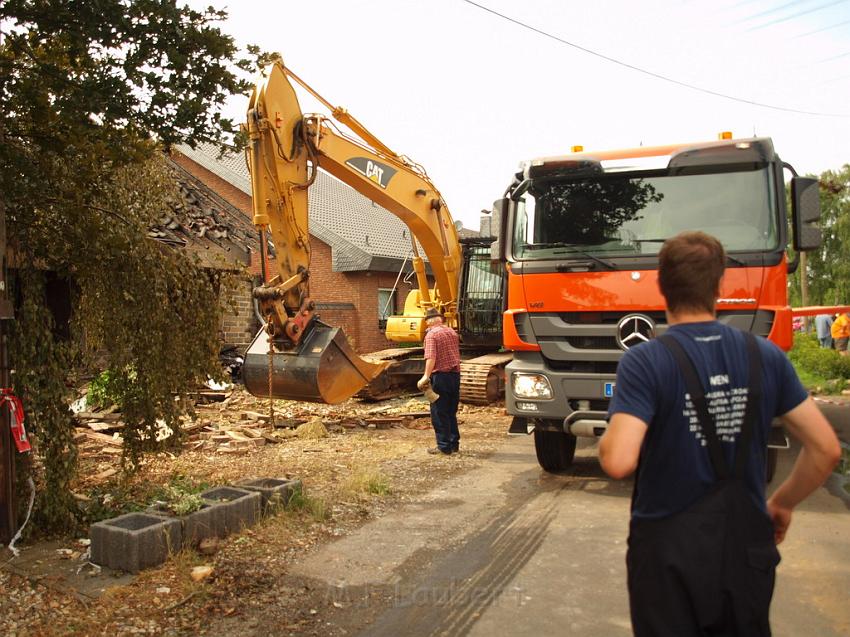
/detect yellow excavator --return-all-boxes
[241,60,507,405]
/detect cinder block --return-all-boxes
[90,512,181,573]
[201,486,261,533]
[147,502,228,544]
[235,478,302,513]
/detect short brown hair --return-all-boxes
[658,232,725,314]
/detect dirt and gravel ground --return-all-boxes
[0,387,512,636]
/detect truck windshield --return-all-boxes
[512,165,778,260]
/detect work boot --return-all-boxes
[427,447,451,455]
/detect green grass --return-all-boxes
[285,485,330,521]
[793,367,833,391]
[346,469,392,496]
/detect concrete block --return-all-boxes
[147,502,228,544]
[235,478,302,513]
[201,486,261,533]
[90,512,181,573]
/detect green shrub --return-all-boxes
[149,474,208,515]
[789,333,850,382]
[88,370,118,409]
[88,367,142,410]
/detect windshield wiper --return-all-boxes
[550,245,616,271]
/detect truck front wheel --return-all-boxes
[534,429,577,473]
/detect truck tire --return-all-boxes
[766,447,778,483]
[534,429,577,472]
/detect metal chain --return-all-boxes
[266,323,276,430]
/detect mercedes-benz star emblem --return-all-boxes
[615,314,656,351]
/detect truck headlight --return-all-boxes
[512,373,552,399]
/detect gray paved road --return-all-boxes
[291,405,850,637]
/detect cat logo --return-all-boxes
[345,157,398,189]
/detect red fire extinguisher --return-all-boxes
[1,388,30,453]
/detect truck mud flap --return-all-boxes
[243,323,388,404]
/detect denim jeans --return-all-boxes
[429,371,460,453]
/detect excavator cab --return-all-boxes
[457,238,505,348]
[242,318,388,404]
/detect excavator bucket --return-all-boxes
[242,322,389,404]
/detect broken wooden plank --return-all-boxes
[241,410,272,422]
[190,390,232,403]
[87,421,124,433]
[76,412,123,422]
[93,468,118,482]
[81,430,123,446]
[216,445,248,455]
[180,421,209,434]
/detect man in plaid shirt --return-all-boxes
[419,307,461,455]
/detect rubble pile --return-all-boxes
[72,386,444,458]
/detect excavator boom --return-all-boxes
[242,60,465,404]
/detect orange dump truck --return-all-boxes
[490,136,822,474]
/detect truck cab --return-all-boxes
[491,136,821,472]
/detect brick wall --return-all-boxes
[173,151,425,355]
[308,241,419,353]
[220,276,259,348]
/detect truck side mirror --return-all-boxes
[490,198,509,263]
[791,176,822,252]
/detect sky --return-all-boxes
[198,0,850,231]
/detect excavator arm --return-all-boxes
[242,60,463,403]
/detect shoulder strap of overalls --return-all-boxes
[657,331,763,481]
[734,331,763,478]
[658,333,730,480]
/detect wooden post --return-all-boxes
[0,195,13,545]
[0,322,13,545]
[800,252,810,332]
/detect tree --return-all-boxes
[0,0,262,532]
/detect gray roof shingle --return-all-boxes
[176,143,476,272]
[147,158,258,269]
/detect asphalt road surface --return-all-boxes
[291,402,850,637]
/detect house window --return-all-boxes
[378,288,396,330]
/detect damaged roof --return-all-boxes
[175,143,478,272]
[149,159,258,270]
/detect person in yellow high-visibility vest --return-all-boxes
[830,312,850,356]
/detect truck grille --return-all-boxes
[527,310,769,368]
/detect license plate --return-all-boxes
[603,382,615,398]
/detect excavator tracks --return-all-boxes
[355,348,512,404]
[459,352,512,405]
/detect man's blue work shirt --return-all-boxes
[815,314,833,339]
[607,321,808,520]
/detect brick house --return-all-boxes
[172,143,476,354]
[160,159,259,346]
